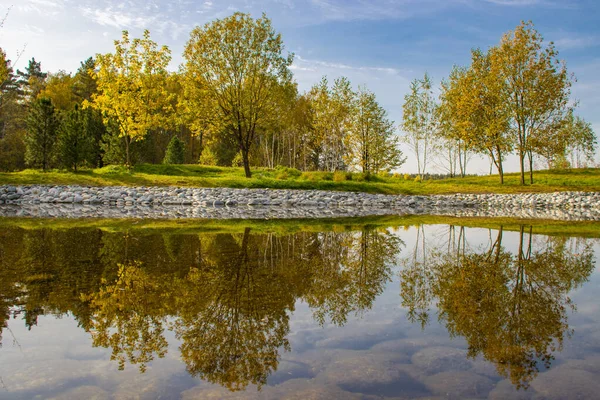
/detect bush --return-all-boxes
[198,147,218,166]
[164,136,186,164]
[231,151,243,167]
[275,165,301,179]
[404,173,411,180]
[333,171,347,182]
[300,171,320,181]
[414,175,421,183]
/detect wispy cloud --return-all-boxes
[553,34,600,50]
[294,55,405,75]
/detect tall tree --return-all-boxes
[56,105,94,171]
[16,57,47,102]
[88,30,173,167]
[440,51,512,183]
[350,86,404,174]
[25,97,59,171]
[182,12,294,178]
[490,21,572,184]
[401,72,437,178]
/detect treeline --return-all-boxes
[1,16,597,182]
[402,22,597,184]
[0,13,403,177]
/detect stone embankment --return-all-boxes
[0,185,598,220]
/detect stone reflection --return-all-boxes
[0,224,400,391]
[400,225,595,389]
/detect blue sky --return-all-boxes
[2,0,599,173]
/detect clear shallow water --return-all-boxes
[0,221,599,399]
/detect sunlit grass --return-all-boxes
[0,164,599,195]
[2,215,599,238]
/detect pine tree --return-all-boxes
[25,97,59,170]
[163,136,185,164]
[56,105,93,171]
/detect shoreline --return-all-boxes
[0,185,599,221]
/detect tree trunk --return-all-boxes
[125,135,131,169]
[242,147,252,178]
[519,150,526,185]
[528,150,534,184]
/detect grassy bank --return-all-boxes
[2,215,600,238]
[0,164,599,195]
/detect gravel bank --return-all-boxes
[0,185,598,220]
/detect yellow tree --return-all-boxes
[440,50,512,183]
[87,30,173,167]
[182,12,294,178]
[490,21,572,184]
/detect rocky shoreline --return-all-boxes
[0,184,599,220]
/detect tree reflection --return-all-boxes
[0,225,397,390]
[400,225,595,388]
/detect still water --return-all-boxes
[0,220,599,399]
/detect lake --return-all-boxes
[0,218,598,399]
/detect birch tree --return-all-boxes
[490,21,572,184]
[401,73,437,178]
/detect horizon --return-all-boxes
[3,0,599,174]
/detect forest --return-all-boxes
[0,13,596,183]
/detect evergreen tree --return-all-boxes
[163,136,185,164]
[16,57,47,101]
[56,105,93,171]
[25,97,59,170]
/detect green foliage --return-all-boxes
[333,171,348,182]
[198,147,218,166]
[56,105,94,171]
[25,97,59,171]
[163,136,186,165]
[231,151,244,167]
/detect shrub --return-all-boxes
[164,136,186,164]
[231,151,243,167]
[275,165,301,179]
[404,173,411,180]
[198,147,218,166]
[333,171,347,182]
[414,175,421,183]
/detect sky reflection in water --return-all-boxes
[0,221,599,399]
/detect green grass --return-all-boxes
[0,164,599,195]
[2,215,599,238]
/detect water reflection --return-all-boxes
[0,225,401,391]
[400,225,595,388]
[0,222,597,396]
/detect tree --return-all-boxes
[440,52,512,183]
[16,57,47,102]
[490,21,572,184]
[88,30,173,168]
[308,76,354,171]
[182,12,294,178]
[402,72,437,178]
[350,86,404,173]
[56,105,94,171]
[163,136,185,164]
[25,97,59,170]
[38,71,78,111]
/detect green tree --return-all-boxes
[490,21,572,184]
[56,105,94,171]
[182,12,294,178]
[163,136,185,164]
[350,85,404,173]
[16,57,47,102]
[25,97,59,170]
[401,72,438,178]
[88,30,173,168]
